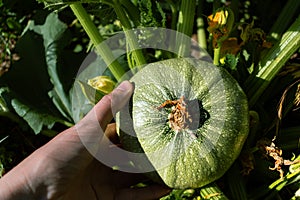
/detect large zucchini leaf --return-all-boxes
[0,12,85,133]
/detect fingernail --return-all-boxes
[116,81,133,93]
[111,81,133,113]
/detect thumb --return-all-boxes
[74,81,133,155]
[94,80,134,129]
[78,80,133,133]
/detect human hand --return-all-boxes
[0,81,171,200]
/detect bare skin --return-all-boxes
[0,81,171,200]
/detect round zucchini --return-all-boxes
[116,58,249,189]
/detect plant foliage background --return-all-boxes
[0,0,300,199]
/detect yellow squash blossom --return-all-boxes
[87,76,116,94]
[207,7,234,47]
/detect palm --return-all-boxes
[29,124,168,200]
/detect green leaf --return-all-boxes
[11,99,61,134]
[71,82,93,123]
[0,29,63,121]
[223,54,238,71]
[226,162,248,200]
[27,12,73,120]
[0,87,25,126]
[0,31,67,132]
[0,31,51,98]
[70,52,108,123]
[0,11,82,133]
[0,87,10,113]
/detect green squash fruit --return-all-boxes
[116,58,249,189]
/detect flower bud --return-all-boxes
[207,7,235,47]
[87,76,116,94]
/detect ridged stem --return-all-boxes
[69,3,125,81]
[196,0,207,50]
[269,0,300,40]
[199,182,229,200]
[166,0,178,30]
[176,0,196,57]
[119,0,140,27]
[213,45,221,66]
[112,0,146,70]
[245,14,300,107]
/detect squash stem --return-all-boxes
[176,0,196,57]
[69,3,125,81]
[245,14,300,107]
[0,110,23,127]
[269,0,300,40]
[213,45,221,66]
[112,0,146,70]
[196,0,207,50]
[119,0,140,27]
[166,0,178,31]
[199,182,229,199]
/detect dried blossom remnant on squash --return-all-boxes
[157,96,210,136]
[158,96,192,132]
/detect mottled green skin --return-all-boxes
[117,58,249,189]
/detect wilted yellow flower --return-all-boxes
[221,37,241,56]
[240,21,272,48]
[219,37,241,64]
[87,76,116,94]
[207,7,234,47]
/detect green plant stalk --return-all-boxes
[0,111,23,126]
[197,17,207,50]
[0,98,8,113]
[57,119,74,127]
[213,45,221,66]
[262,153,300,198]
[165,0,178,58]
[196,0,207,50]
[0,97,25,125]
[119,0,140,27]
[245,110,260,148]
[226,162,248,199]
[112,0,146,70]
[199,182,229,199]
[166,0,178,30]
[245,15,300,107]
[269,0,300,40]
[269,169,300,190]
[176,0,196,57]
[69,3,125,81]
